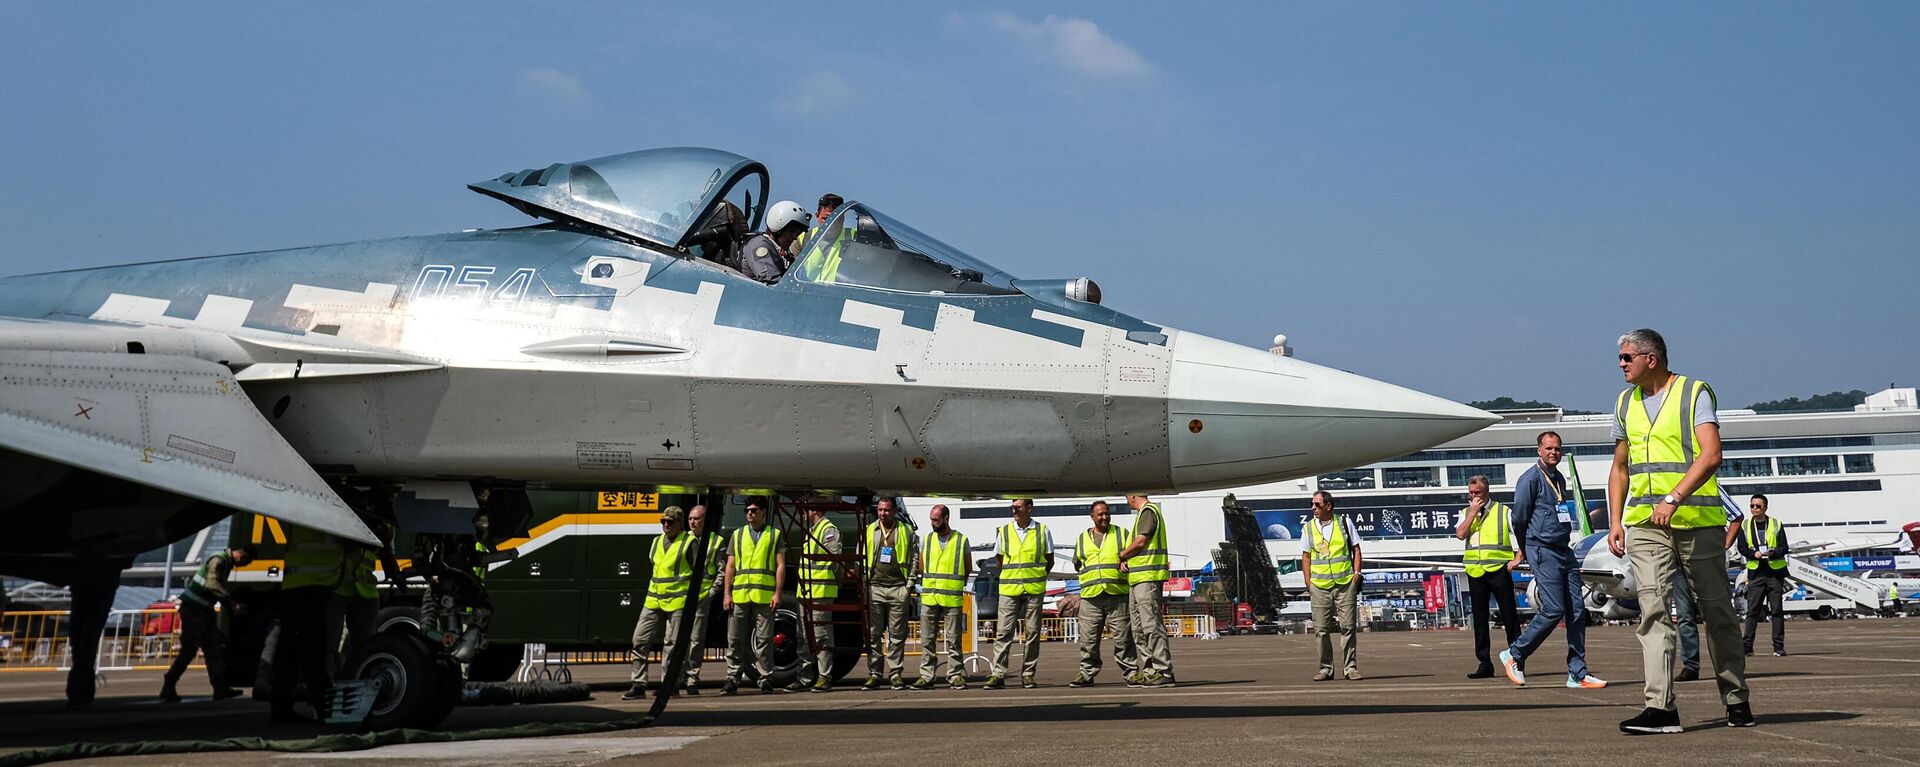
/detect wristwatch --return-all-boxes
[1662,494,1679,506]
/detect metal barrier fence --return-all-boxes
[2,608,194,675]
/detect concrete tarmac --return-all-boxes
[2,619,1916,766]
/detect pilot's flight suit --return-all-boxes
[739,233,788,283]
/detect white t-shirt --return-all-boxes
[1612,382,1718,441]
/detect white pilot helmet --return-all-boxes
[766,200,809,233]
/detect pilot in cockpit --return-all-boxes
[739,200,810,283]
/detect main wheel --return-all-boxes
[751,597,862,687]
[341,629,456,731]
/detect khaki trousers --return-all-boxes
[725,601,774,683]
[992,592,1043,677]
[866,582,911,678]
[628,605,683,685]
[1310,577,1359,674]
[683,588,714,685]
[1077,592,1137,678]
[1628,525,1749,710]
[800,607,835,682]
[918,603,966,681]
[1129,581,1173,676]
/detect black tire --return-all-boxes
[751,594,862,687]
[465,643,523,683]
[375,604,422,633]
[340,629,452,731]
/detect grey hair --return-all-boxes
[1467,475,1490,489]
[1618,328,1667,361]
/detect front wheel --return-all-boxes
[340,629,460,730]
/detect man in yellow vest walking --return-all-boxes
[1608,328,1753,733]
[625,506,694,700]
[273,525,348,723]
[913,504,971,690]
[862,497,917,690]
[798,504,843,692]
[988,499,1052,689]
[1301,491,1362,681]
[1070,501,1136,687]
[1734,494,1789,656]
[1455,475,1522,679]
[1122,494,1176,687]
[723,497,785,694]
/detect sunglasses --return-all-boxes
[1619,352,1653,363]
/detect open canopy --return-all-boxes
[471,147,767,249]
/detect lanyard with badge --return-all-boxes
[878,525,896,564]
[1542,463,1577,524]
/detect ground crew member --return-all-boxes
[1301,491,1362,681]
[273,525,347,723]
[1736,494,1789,657]
[1070,501,1136,688]
[1607,328,1753,733]
[722,497,785,695]
[988,499,1052,689]
[1891,581,1904,615]
[795,198,859,284]
[325,540,380,677]
[798,504,842,692]
[1675,496,1744,682]
[862,497,916,690]
[1501,431,1609,689]
[624,506,693,700]
[161,544,256,702]
[1455,476,1521,679]
[913,504,971,690]
[1122,494,1176,687]
[682,504,724,694]
[792,193,843,254]
[741,200,810,283]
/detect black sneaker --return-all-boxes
[620,683,648,701]
[1727,702,1756,727]
[1068,673,1094,688]
[1466,667,1495,679]
[889,674,906,690]
[1674,667,1700,682]
[722,680,739,696]
[983,675,1005,690]
[1021,675,1037,689]
[1772,650,1787,657]
[683,684,700,696]
[212,688,245,701]
[1619,707,1683,735]
[860,675,882,691]
[159,688,182,704]
[783,680,808,693]
[948,676,968,690]
[910,677,936,691]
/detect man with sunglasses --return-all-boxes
[722,497,786,694]
[1499,431,1608,690]
[1300,491,1362,681]
[1607,328,1752,734]
[1734,494,1789,657]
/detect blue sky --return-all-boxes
[2,3,1915,410]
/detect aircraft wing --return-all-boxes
[0,347,377,544]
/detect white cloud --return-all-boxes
[517,66,592,108]
[988,12,1154,79]
[776,72,856,117]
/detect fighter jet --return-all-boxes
[0,147,1493,720]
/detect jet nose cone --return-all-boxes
[1166,332,1498,490]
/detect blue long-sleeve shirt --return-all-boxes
[1511,462,1572,550]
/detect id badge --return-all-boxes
[1557,500,1577,524]
[879,545,895,563]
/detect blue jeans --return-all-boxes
[1670,571,1700,672]
[1508,544,1589,679]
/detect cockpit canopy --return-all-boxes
[471,147,1020,294]
[471,147,768,250]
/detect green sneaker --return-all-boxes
[1022,675,1037,689]
[983,675,1006,689]
[810,676,832,693]
[889,674,906,690]
[1068,673,1095,688]
[910,677,936,691]
[948,675,968,690]
[1125,673,1145,688]
[860,675,882,691]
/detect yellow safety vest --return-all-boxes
[797,217,855,284]
[998,522,1049,596]
[645,533,692,611]
[729,525,782,605]
[180,554,232,610]
[282,525,345,590]
[1744,517,1787,571]
[865,521,916,574]
[1075,526,1131,598]
[1618,374,1724,528]
[1306,515,1355,588]
[1126,502,1171,585]
[1462,501,1515,578]
[920,531,969,608]
[1894,583,1903,601]
[800,517,840,600]
[334,546,379,599]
